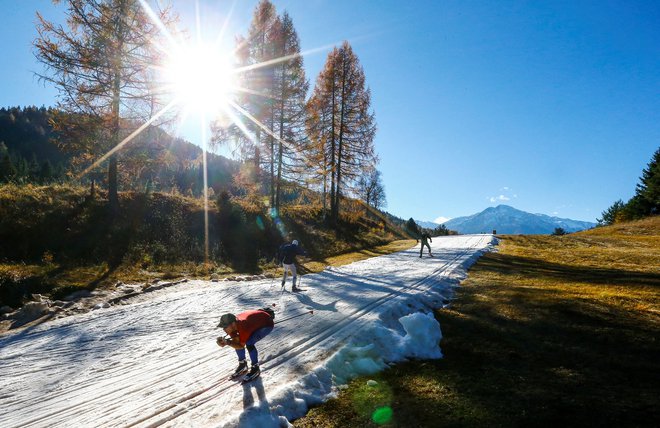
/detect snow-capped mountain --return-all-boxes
[442,205,596,234]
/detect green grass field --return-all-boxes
[294,216,660,427]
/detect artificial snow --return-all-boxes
[0,234,496,428]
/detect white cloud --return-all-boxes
[488,195,510,203]
[434,216,451,224]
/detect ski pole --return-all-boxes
[274,310,313,325]
[268,272,276,289]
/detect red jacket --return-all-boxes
[230,310,274,345]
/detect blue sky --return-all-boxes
[1,1,659,223]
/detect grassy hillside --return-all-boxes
[294,216,660,427]
[0,183,410,309]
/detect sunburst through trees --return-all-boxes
[35,0,382,239]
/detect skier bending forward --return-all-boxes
[419,232,433,258]
[216,309,274,382]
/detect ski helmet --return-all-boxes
[292,240,299,245]
[217,313,237,328]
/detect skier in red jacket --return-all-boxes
[216,309,274,381]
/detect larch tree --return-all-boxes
[34,0,176,213]
[213,1,307,213]
[270,12,308,212]
[307,41,377,228]
[213,0,279,203]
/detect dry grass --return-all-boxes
[0,240,416,309]
[294,217,660,427]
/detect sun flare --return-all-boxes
[164,43,235,115]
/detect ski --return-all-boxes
[228,360,248,380]
[241,372,260,384]
[229,369,247,381]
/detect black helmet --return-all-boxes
[217,313,236,328]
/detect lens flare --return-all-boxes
[372,406,393,424]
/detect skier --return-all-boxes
[216,308,275,382]
[277,239,307,291]
[419,232,433,258]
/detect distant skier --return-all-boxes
[216,308,275,382]
[419,232,433,258]
[277,239,307,291]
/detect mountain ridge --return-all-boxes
[442,205,596,234]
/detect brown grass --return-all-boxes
[294,216,660,427]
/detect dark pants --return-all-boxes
[235,326,273,365]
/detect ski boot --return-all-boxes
[230,360,248,379]
[242,364,261,383]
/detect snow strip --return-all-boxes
[0,234,496,428]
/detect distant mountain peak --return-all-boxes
[443,205,595,235]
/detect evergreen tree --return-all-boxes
[39,160,55,184]
[598,200,627,225]
[630,147,660,217]
[0,143,17,183]
[552,227,567,236]
[34,0,177,213]
[405,217,421,237]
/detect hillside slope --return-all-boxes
[0,184,410,310]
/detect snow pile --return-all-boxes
[220,311,444,427]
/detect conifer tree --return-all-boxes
[307,42,377,227]
[270,12,308,211]
[34,0,176,213]
[213,0,278,195]
[212,1,307,212]
[630,147,660,216]
[0,145,17,183]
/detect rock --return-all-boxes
[210,274,219,281]
[367,380,378,387]
[0,305,14,315]
[64,290,92,301]
[51,300,66,307]
[31,294,45,302]
[92,302,111,310]
[10,301,50,326]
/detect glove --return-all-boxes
[216,336,226,347]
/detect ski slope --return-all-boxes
[0,234,496,427]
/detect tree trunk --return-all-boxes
[329,68,337,226]
[334,52,348,230]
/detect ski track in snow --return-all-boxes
[0,234,496,428]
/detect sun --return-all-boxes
[163,42,235,116]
